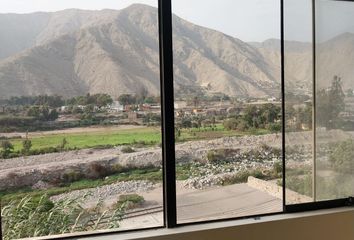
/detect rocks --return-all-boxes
[182,173,239,190]
[32,180,53,190]
[50,180,158,203]
[0,132,315,190]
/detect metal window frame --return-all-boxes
[283,0,354,212]
[1,1,354,239]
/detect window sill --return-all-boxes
[29,207,354,240]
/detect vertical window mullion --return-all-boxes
[280,0,286,212]
[158,0,177,228]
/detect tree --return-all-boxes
[59,138,68,150]
[84,104,95,114]
[297,104,312,128]
[48,109,59,121]
[178,117,192,129]
[118,94,136,106]
[136,87,149,104]
[317,75,345,128]
[1,140,14,158]
[22,139,32,155]
[223,118,238,130]
[27,106,41,118]
[243,105,261,128]
[261,104,280,124]
[94,94,113,108]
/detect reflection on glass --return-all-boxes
[284,0,314,205]
[315,0,354,200]
[172,0,282,223]
[0,1,163,239]
[285,0,354,205]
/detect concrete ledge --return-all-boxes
[29,207,354,240]
[247,176,312,203]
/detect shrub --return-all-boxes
[0,140,14,158]
[61,170,84,183]
[121,146,135,153]
[329,139,354,173]
[223,118,238,130]
[206,149,240,163]
[111,164,128,173]
[59,138,68,150]
[115,194,144,210]
[267,122,281,132]
[22,139,32,155]
[92,144,115,150]
[88,163,112,179]
[222,169,272,186]
[273,161,282,176]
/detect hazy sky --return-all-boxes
[0,0,280,42]
[316,0,354,42]
[284,0,354,42]
[1,0,354,42]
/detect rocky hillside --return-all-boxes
[254,34,354,93]
[0,4,280,99]
[0,4,353,99]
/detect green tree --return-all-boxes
[261,104,280,124]
[317,75,345,128]
[1,140,14,158]
[223,118,238,130]
[94,94,113,108]
[243,105,261,128]
[22,139,32,155]
[118,94,137,106]
[27,106,40,118]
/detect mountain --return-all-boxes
[255,34,354,94]
[1,4,351,100]
[252,39,312,95]
[0,4,283,99]
[0,9,119,60]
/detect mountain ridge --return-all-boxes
[0,4,352,100]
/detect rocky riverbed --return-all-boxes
[0,130,351,190]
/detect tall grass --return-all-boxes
[1,194,126,240]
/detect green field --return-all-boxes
[9,124,272,152]
[11,127,162,151]
[177,124,271,142]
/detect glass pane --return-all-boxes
[0,1,163,239]
[315,0,354,200]
[284,0,314,204]
[172,0,282,224]
[284,0,354,205]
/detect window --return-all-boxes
[284,0,354,211]
[284,0,314,205]
[0,1,163,239]
[172,0,283,224]
[0,0,353,239]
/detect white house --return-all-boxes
[109,101,124,112]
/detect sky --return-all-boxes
[0,0,280,42]
[1,0,354,42]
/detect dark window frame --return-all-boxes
[283,0,354,213]
[1,0,353,239]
